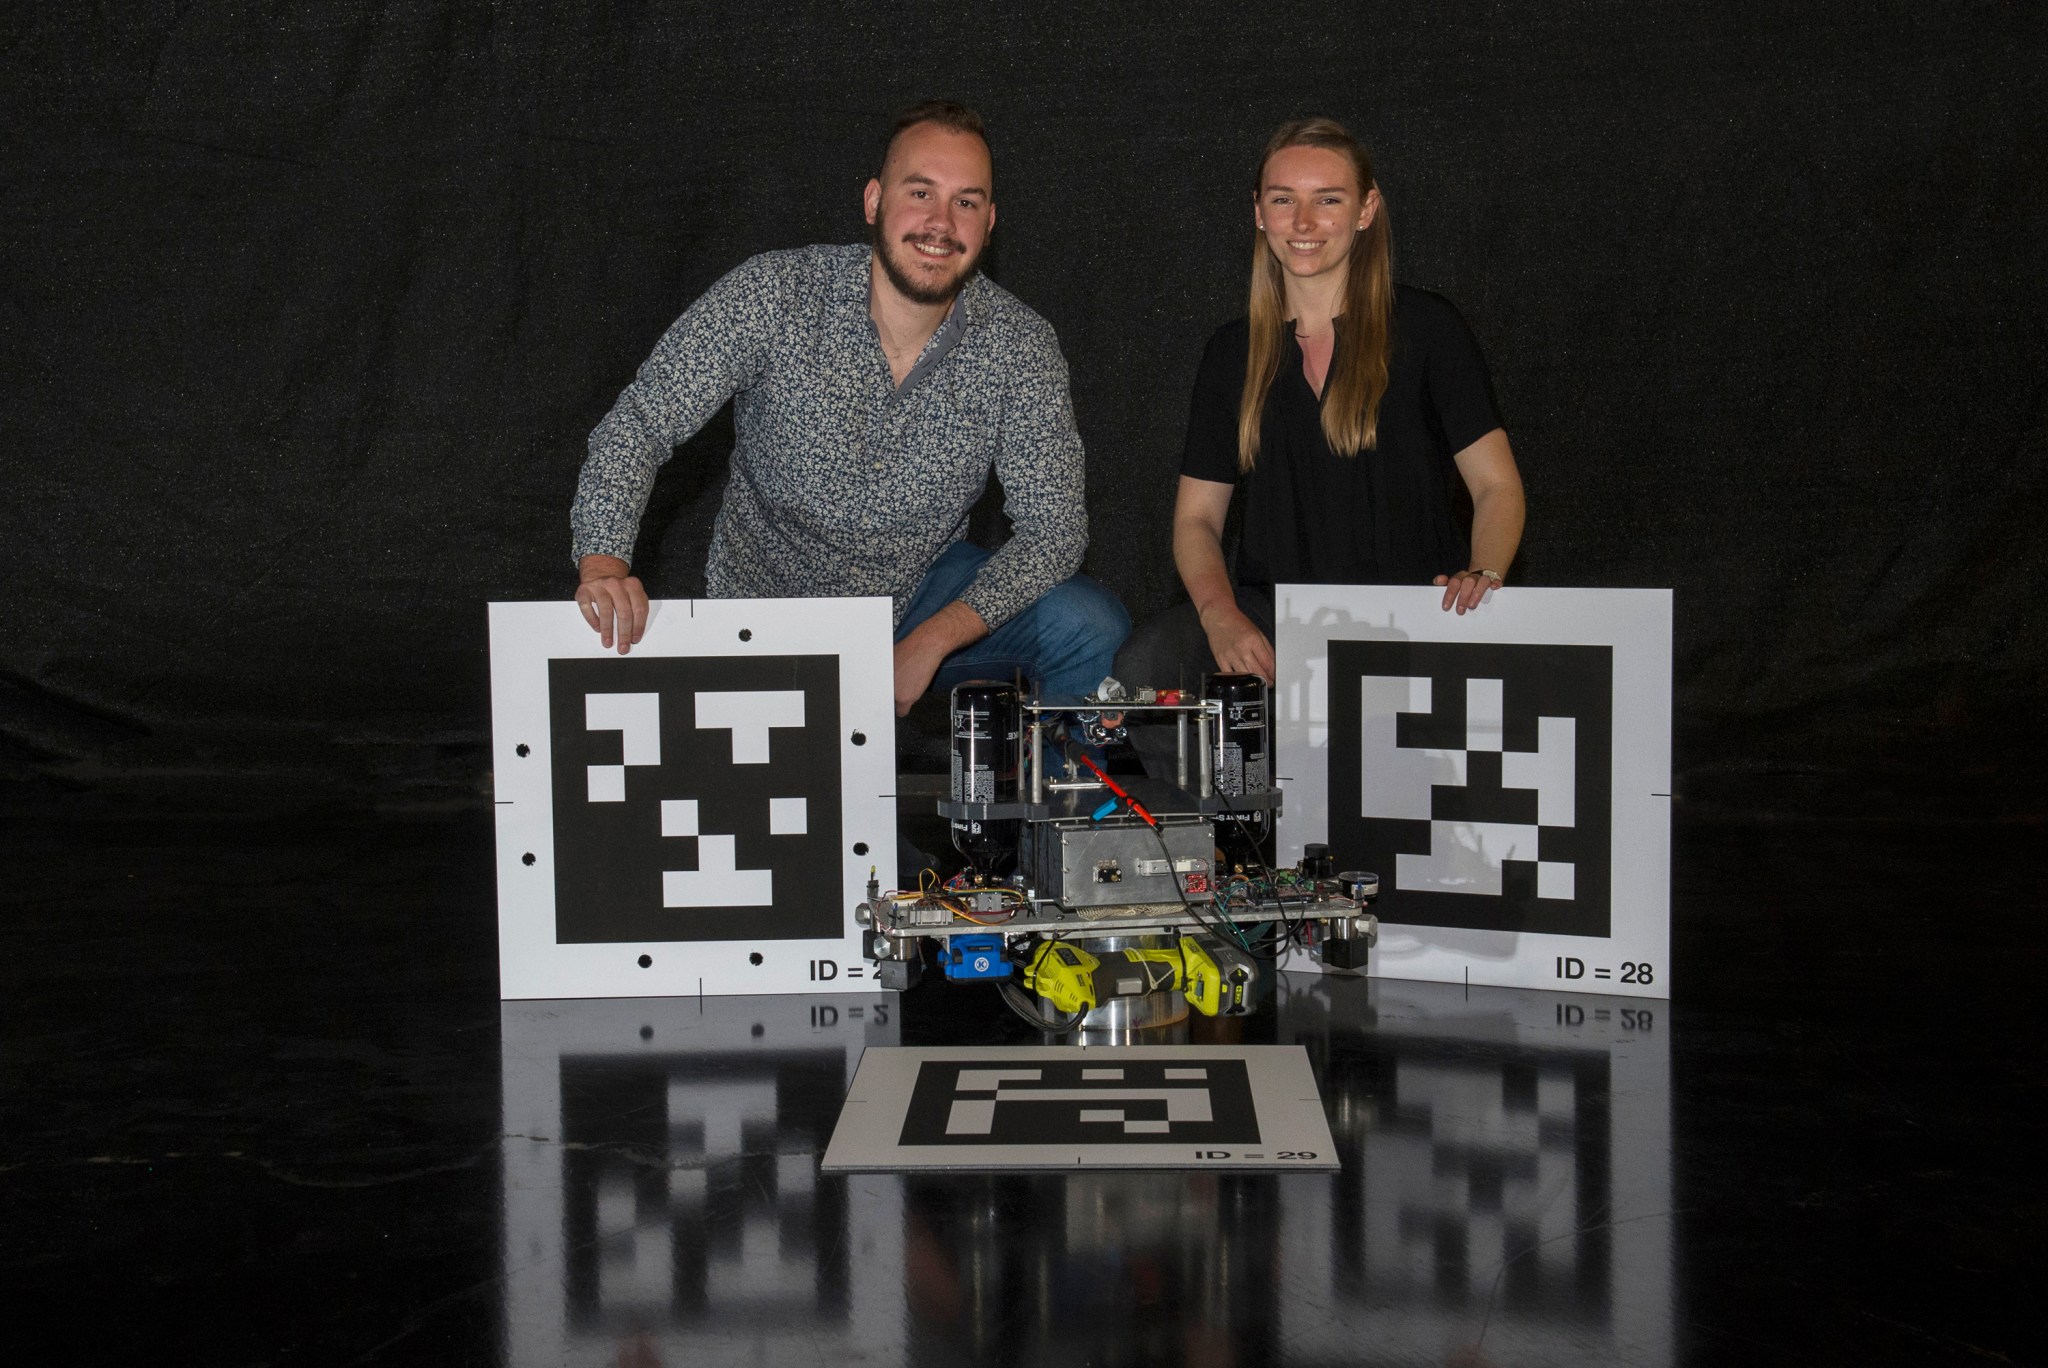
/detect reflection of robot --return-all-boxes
[902,1170,1278,1365]
[859,677,1380,1030]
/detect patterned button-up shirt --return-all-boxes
[572,243,1089,629]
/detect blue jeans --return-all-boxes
[895,541,1130,702]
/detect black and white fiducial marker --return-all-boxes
[1275,585,1672,998]
[488,597,897,1000]
[821,1045,1339,1171]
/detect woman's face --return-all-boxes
[1255,144,1378,284]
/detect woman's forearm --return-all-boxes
[1174,519,1240,623]
[1468,482,1526,579]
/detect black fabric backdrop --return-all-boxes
[3,2,2042,819]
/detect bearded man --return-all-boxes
[571,100,1127,714]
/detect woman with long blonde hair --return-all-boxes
[1118,118,1525,684]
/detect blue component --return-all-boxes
[942,933,1012,982]
[1091,798,1118,823]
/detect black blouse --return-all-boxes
[1180,285,1503,589]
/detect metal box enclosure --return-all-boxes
[1020,815,1213,908]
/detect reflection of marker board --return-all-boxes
[1274,973,1672,1366]
[822,1046,1338,1171]
[499,994,904,1367]
[1274,586,1671,998]
[489,598,896,999]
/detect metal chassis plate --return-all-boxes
[872,896,1369,942]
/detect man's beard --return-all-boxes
[871,211,981,305]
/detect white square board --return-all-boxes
[1274,585,1671,998]
[489,597,897,999]
[821,1045,1339,1171]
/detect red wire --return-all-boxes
[1076,753,1157,828]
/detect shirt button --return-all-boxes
[873,461,884,469]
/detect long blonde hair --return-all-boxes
[1238,118,1393,471]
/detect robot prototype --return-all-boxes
[857,676,1380,1031]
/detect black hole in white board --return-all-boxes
[637,954,652,968]
[639,1025,653,1040]
[750,1023,764,1038]
[853,842,869,856]
[850,731,867,746]
[738,629,752,641]
[521,852,535,866]
[749,952,764,966]
[515,743,530,758]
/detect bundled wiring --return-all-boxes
[1000,981,1086,1033]
[881,869,1029,926]
[1144,822,1249,962]
[1214,790,1315,954]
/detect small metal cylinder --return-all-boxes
[1027,717,1044,805]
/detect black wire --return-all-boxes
[999,981,1086,1033]
[1249,801,1311,946]
[1136,822,1194,979]
[1214,788,1305,955]
[1145,819,1244,961]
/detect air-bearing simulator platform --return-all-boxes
[858,676,1380,1032]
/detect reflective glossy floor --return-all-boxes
[4,808,2042,1366]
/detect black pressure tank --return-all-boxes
[949,682,1021,878]
[1205,672,1272,869]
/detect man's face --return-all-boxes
[1254,144,1379,284]
[864,122,996,306]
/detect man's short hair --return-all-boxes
[881,99,990,172]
